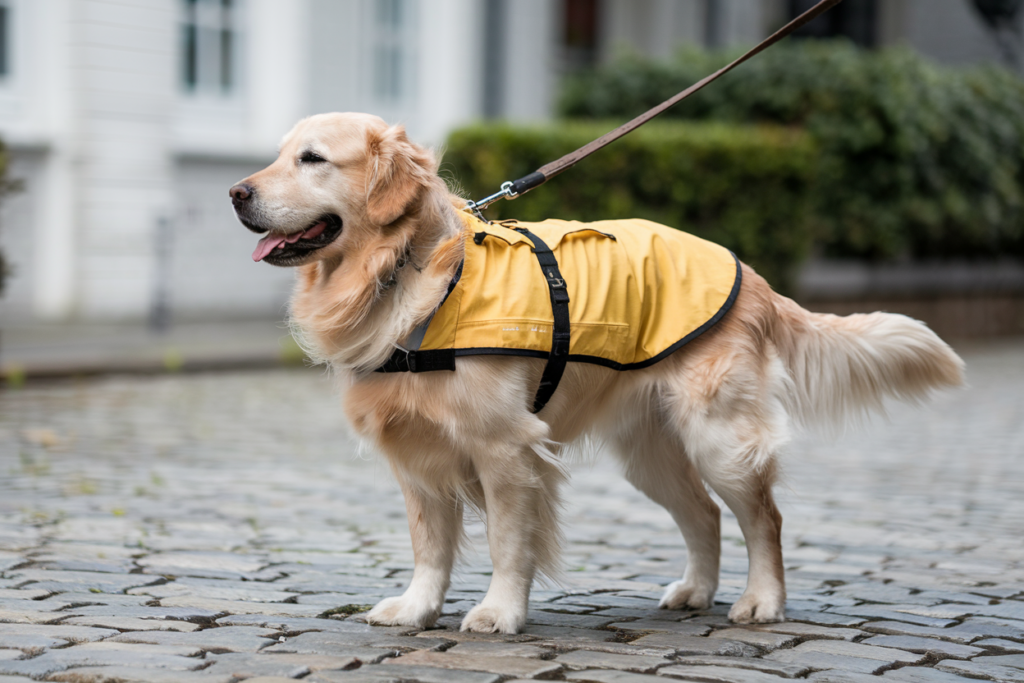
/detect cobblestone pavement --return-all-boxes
[0,339,1022,683]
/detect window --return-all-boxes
[563,0,599,70]
[482,0,506,118]
[789,0,877,47]
[0,3,10,77]
[971,0,1024,68]
[372,0,415,103]
[181,0,236,93]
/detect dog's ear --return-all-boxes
[366,125,433,226]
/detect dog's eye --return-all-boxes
[299,151,327,164]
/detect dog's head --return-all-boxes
[230,112,438,267]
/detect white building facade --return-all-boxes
[0,0,1016,323]
[0,0,560,323]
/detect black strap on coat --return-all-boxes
[376,263,463,374]
[375,233,570,414]
[376,348,455,373]
[514,227,571,414]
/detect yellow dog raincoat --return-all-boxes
[379,211,741,412]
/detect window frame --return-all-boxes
[0,0,18,89]
[367,0,418,107]
[179,0,241,98]
[0,0,26,122]
[788,0,878,47]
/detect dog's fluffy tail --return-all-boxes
[770,294,965,433]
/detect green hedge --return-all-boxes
[561,41,1024,261]
[444,121,816,292]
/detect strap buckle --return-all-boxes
[385,348,415,373]
[377,347,418,373]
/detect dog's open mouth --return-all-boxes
[251,214,343,266]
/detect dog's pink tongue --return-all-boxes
[252,234,287,262]
[252,222,328,262]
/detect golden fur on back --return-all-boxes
[231,112,965,634]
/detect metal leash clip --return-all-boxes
[464,172,549,221]
[465,181,516,221]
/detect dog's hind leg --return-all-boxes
[613,422,722,611]
[366,479,462,629]
[706,469,785,623]
[661,348,791,623]
[461,443,565,634]
[674,436,787,623]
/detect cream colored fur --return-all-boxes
[231,113,965,633]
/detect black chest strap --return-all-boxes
[376,262,462,374]
[375,232,571,415]
[376,348,455,373]
[514,228,571,414]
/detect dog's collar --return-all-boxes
[382,245,418,291]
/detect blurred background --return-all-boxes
[0,0,1022,379]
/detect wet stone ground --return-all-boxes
[0,339,1022,683]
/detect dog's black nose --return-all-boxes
[230,183,254,203]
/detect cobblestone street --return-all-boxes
[0,339,1022,683]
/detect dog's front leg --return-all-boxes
[461,447,560,634]
[366,480,461,629]
[460,470,534,634]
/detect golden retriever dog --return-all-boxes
[229,112,964,634]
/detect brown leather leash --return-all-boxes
[466,0,843,217]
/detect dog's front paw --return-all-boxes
[659,579,716,611]
[460,602,525,634]
[365,594,441,629]
[728,590,785,624]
